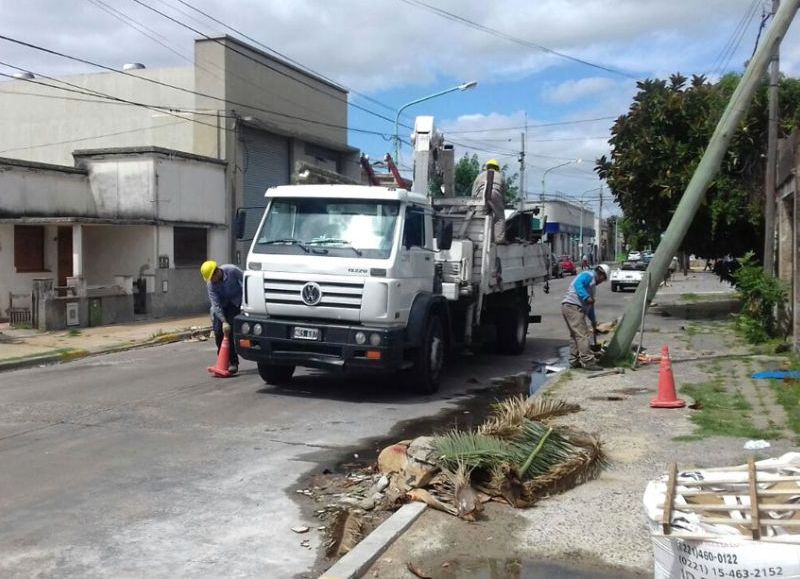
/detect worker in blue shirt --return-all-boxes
[561,264,610,370]
[200,260,243,374]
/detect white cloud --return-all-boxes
[542,77,616,104]
[0,0,770,92]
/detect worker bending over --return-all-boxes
[561,264,610,371]
[200,260,243,374]
[471,159,507,243]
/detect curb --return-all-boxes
[0,326,212,373]
[319,502,427,579]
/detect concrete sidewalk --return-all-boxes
[361,284,795,578]
[0,314,212,371]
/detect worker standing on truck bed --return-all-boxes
[561,264,610,371]
[200,260,243,374]
[471,159,506,243]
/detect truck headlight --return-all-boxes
[355,331,367,345]
[369,333,382,346]
[253,324,263,336]
[241,322,251,335]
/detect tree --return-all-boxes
[453,154,520,205]
[454,153,481,196]
[596,73,800,258]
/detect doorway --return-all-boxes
[57,226,73,289]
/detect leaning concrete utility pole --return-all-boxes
[763,0,781,275]
[605,0,800,362]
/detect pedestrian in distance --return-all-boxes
[200,260,243,374]
[561,263,610,371]
[471,159,507,244]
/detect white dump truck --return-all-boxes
[234,117,549,393]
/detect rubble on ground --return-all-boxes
[296,395,606,558]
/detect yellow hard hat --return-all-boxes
[486,159,500,170]
[200,260,217,282]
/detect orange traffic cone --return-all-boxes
[650,344,685,408]
[208,334,232,378]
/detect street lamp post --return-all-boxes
[578,186,601,263]
[393,81,477,162]
[540,159,581,245]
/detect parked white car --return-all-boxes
[627,250,642,261]
[611,261,647,292]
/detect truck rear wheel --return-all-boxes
[496,306,528,355]
[257,363,295,385]
[409,315,445,395]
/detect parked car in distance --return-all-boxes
[548,254,563,278]
[627,250,642,261]
[610,261,647,292]
[559,255,577,275]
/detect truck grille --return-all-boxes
[263,279,364,309]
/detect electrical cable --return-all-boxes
[397,0,636,79]
[128,0,407,129]
[445,116,616,134]
[0,34,401,137]
[169,0,400,117]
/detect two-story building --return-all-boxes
[0,36,359,327]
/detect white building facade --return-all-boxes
[1,149,226,329]
[0,36,359,326]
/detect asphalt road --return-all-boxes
[0,273,631,578]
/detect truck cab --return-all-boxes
[235,184,450,392]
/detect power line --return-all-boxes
[169,0,400,117]
[0,34,400,137]
[0,120,186,155]
[92,0,365,127]
[713,0,761,76]
[445,116,616,134]
[0,68,226,132]
[707,0,759,76]
[397,0,637,79]
[128,0,406,129]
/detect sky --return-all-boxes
[1,0,797,216]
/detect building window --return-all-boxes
[173,227,207,267]
[14,225,45,272]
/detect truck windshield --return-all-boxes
[253,198,400,259]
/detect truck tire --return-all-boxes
[258,363,295,385]
[611,282,618,293]
[496,305,528,355]
[409,315,445,395]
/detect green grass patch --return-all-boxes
[59,349,90,362]
[681,379,779,439]
[67,329,82,337]
[681,293,701,302]
[769,357,800,436]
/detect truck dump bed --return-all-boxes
[434,198,548,294]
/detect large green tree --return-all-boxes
[596,73,800,257]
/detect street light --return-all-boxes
[577,187,601,263]
[393,81,478,162]
[539,159,581,245]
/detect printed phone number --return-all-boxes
[678,555,784,578]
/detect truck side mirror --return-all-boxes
[436,220,453,251]
[234,209,247,240]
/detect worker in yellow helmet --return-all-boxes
[471,159,507,243]
[200,260,243,374]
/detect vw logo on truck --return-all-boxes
[301,282,322,306]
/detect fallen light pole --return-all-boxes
[604,0,800,362]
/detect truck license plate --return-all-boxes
[292,326,320,341]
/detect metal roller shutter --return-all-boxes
[241,127,290,241]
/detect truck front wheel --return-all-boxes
[496,305,528,355]
[257,363,295,385]
[409,315,445,395]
